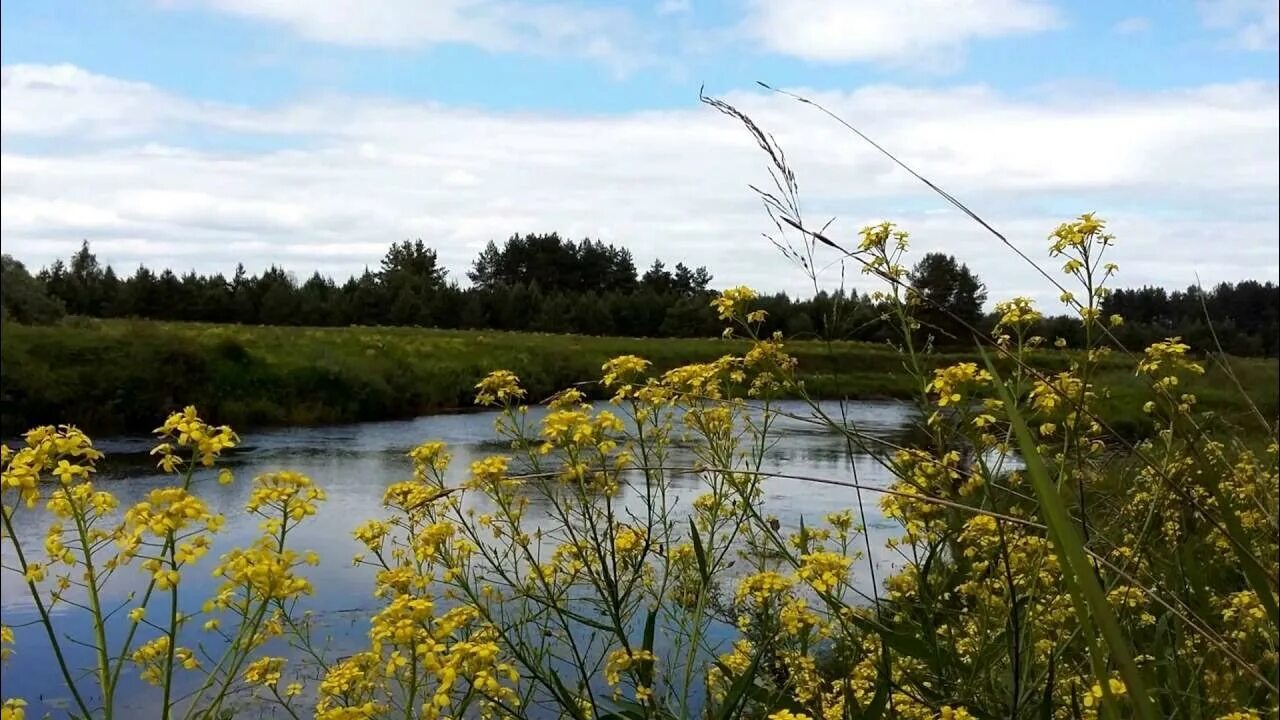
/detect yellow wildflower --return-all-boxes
[474,370,525,406]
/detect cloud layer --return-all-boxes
[2,63,1277,305]
[741,0,1059,67]
[189,0,647,68]
[1199,0,1280,50]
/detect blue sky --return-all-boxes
[1,1,1277,300]
[4,1,1275,110]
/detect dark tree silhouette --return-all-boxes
[6,239,1274,356]
[909,252,987,346]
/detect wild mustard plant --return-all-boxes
[2,215,1276,720]
[1,408,324,720]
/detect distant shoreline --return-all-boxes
[3,318,1274,438]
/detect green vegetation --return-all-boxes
[6,230,1278,356]
[3,317,1274,436]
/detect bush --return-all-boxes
[1,255,64,325]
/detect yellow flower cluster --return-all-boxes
[246,470,326,525]
[993,296,1042,330]
[735,571,795,604]
[408,440,451,475]
[1028,371,1087,414]
[603,647,656,687]
[1048,212,1109,256]
[660,355,741,401]
[712,285,759,320]
[778,597,818,637]
[613,524,646,557]
[211,537,318,605]
[315,652,383,719]
[743,333,797,396]
[46,481,117,529]
[1080,677,1127,709]
[708,639,754,701]
[474,369,526,406]
[130,636,198,684]
[880,448,976,532]
[601,354,652,397]
[243,656,287,687]
[856,222,910,281]
[355,595,521,717]
[926,362,992,408]
[151,405,239,470]
[354,519,390,552]
[1221,590,1270,643]
[120,486,223,587]
[124,486,220,537]
[795,551,850,594]
[466,455,511,490]
[540,408,622,452]
[1138,336,1206,395]
[2,425,102,508]
[857,221,909,253]
[1,699,25,720]
[1,626,13,663]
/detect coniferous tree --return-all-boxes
[909,252,987,346]
[17,237,1277,355]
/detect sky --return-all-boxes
[2,0,1278,303]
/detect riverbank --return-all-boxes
[2,318,1275,436]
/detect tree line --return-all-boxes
[2,235,1276,356]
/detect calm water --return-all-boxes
[1,399,915,717]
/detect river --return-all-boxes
[1,399,915,717]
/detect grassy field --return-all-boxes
[2,318,1275,436]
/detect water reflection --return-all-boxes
[1,399,915,717]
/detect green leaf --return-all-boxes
[689,517,709,583]
[837,608,934,663]
[734,676,807,714]
[548,672,584,719]
[1038,653,1056,720]
[713,641,765,720]
[639,606,658,687]
[981,349,1157,720]
[599,696,679,720]
[861,642,891,720]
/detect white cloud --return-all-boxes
[2,64,1277,306]
[1,64,196,139]
[180,0,649,71]
[184,0,1064,71]
[1199,0,1279,50]
[1112,16,1151,35]
[740,0,1059,67]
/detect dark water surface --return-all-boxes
[1,399,914,717]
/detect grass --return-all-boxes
[2,317,1275,436]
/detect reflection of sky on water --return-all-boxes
[1,399,914,717]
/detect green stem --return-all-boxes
[202,506,293,719]
[0,503,96,719]
[71,502,115,719]
[112,458,199,695]
[160,535,181,720]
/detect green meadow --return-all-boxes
[3,318,1273,437]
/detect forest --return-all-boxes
[3,233,1277,355]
